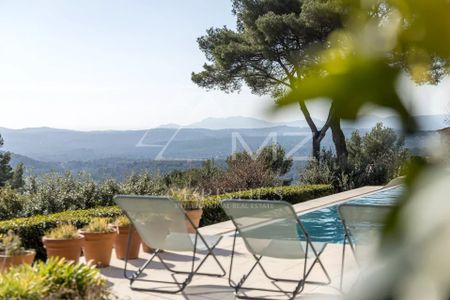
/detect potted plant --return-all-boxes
[168,188,204,233]
[0,230,35,273]
[42,224,84,263]
[142,242,155,253]
[79,218,116,268]
[113,215,141,260]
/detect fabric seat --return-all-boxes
[338,203,394,291]
[221,199,331,300]
[114,195,226,294]
[162,232,222,252]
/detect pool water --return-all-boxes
[299,186,403,243]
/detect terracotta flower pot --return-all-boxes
[185,208,203,233]
[114,225,141,260]
[142,242,155,253]
[0,250,35,273]
[42,235,84,263]
[79,230,116,268]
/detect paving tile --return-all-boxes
[100,187,380,299]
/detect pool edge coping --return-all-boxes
[295,185,399,215]
[198,185,388,237]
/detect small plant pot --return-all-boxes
[79,230,116,268]
[0,250,35,273]
[185,208,203,233]
[42,236,84,263]
[142,242,156,253]
[114,225,141,260]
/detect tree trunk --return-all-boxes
[298,102,331,162]
[330,115,348,164]
[312,132,321,161]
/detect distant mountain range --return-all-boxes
[1,114,447,179]
[173,116,324,130]
[159,114,448,131]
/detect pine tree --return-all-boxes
[192,0,348,161]
[10,162,25,189]
[0,134,13,187]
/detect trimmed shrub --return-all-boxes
[200,184,333,226]
[0,184,333,259]
[0,206,122,260]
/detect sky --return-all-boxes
[0,0,448,131]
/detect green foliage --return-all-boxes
[276,1,449,130]
[0,185,28,220]
[0,171,166,220]
[0,153,12,188]
[25,172,105,215]
[0,134,13,187]
[201,184,334,226]
[9,162,25,190]
[301,149,350,191]
[0,264,46,300]
[193,0,343,97]
[0,230,25,256]
[45,224,80,240]
[347,123,409,185]
[120,172,165,195]
[0,206,122,260]
[0,185,332,258]
[163,146,293,195]
[114,215,130,227]
[269,0,450,298]
[244,144,293,177]
[163,159,224,191]
[36,257,110,299]
[218,151,281,193]
[82,218,114,234]
[301,124,409,191]
[0,257,110,299]
[97,178,121,206]
[193,0,349,160]
[0,150,290,221]
[168,187,203,210]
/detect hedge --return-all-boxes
[0,206,123,260]
[0,184,333,260]
[200,184,334,226]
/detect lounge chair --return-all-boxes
[221,199,331,300]
[113,195,226,294]
[338,203,393,290]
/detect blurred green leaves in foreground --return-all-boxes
[276,0,450,299]
[277,0,449,131]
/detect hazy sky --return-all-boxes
[0,0,448,130]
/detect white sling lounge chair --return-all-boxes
[338,203,393,290]
[222,199,331,300]
[113,195,226,294]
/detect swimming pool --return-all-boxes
[299,186,403,243]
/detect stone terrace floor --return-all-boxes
[98,186,382,300]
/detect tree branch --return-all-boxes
[317,104,334,140]
[276,58,295,85]
[251,65,291,88]
[298,101,318,134]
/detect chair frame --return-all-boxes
[223,199,331,300]
[338,203,393,291]
[116,196,227,294]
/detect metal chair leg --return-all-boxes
[228,234,331,300]
[124,232,226,294]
